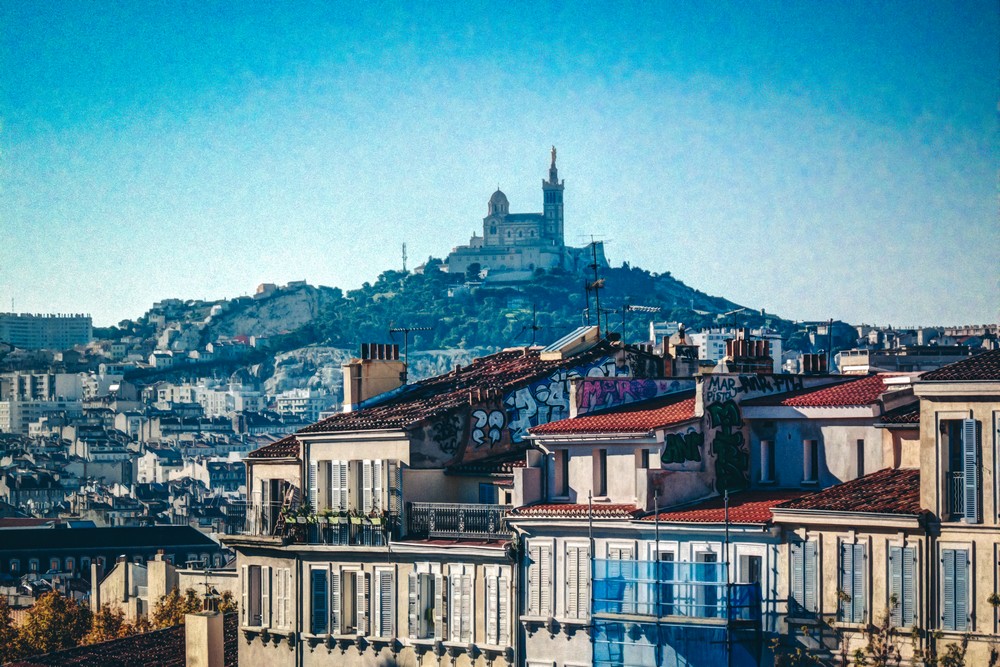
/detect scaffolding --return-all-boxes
[591,560,763,667]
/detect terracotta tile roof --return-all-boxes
[511,503,642,519]
[446,449,527,476]
[297,341,628,435]
[246,434,300,459]
[641,490,808,524]
[530,391,696,435]
[920,349,1000,381]
[742,374,901,408]
[876,403,920,426]
[774,467,922,515]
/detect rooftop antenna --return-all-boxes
[623,303,660,343]
[588,236,605,335]
[389,324,431,384]
[529,304,540,346]
[401,243,408,272]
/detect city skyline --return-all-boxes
[2,2,997,327]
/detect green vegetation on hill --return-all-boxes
[271,261,795,354]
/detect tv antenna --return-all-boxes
[389,324,431,384]
[401,243,408,272]
[586,236,606,335]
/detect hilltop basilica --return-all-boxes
[444,147,607,281]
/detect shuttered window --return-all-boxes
[838,543,865,623]
[449,566,473,643]
[310,568,328,634]
[942,549,969,631]
[330,461,348,512]
[565,545,590,620]
[790,541,817,614]
[387,460,401,515]
[308,461,318,511]
[961,419,979,523]
[527,543,552,617]
[434,572,447,639]
[375,570,394,637]
[362,461,375,513]
[356,572,369,636]
[261,565,272,628]
[889,547,916,628]
[274,568,291,628]
[330,570,341,634]
[608,545,635,614]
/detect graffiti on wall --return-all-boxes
[430,411,466,456]
[661,428,703,465]
[706,399,749,493]
[504,355,635,442]
[704,374,804,404]
[576,378,692,414]
[471,408,505,450]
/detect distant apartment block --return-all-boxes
[0,312,92,350]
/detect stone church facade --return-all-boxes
[445,148,606,280]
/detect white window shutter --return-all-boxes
[434,573,446,639]
[387,459,401,515]
[261,565,271,628]
[449,573,461,641]
[327,461,336,510]
[902,549,915,627]
[486,574,499,645]
[408,572,419,639]
[790,543,803,613]
[852,544,865,623]
[566,547,580,618]
[357,572,369,635]
[962,419,979,523]
[498,573,510,647]
[889,547,903,627]
[274,568,284,628]
[539,546,552,616]
[373,460,384,513]
[363,460,374,513]
[804,541,817,612]
[308,461,318,511]
[528,546,540,615]
[241,565,248,625]
[378,570,393,637]
[330,570,341,634]
[461,573,473,642]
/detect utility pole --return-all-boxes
[388,325,431,384]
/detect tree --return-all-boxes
[0,596,27,663]
[151,587,202,629]
[217,590,238,614]
[18,591,92,656]
[83,603,131,645]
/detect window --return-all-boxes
[594,448,608,497]
[50,558,60,572]
[310,568,328,634]
[360,460,384,513]
[65,557,75,572]
[697,552,720,618]
[448,565,473,642]
[526,543,552,617]
[760,439,774,482]
[803,440,819,482]
[839,543,866,623]
[637,448,650,470]
[556,449,570,496]
[738,555,762,585]
[941,549,969,631]
[9,559,19,574]
[485,566,511,646]
[608,545,636,614]
[408,570,445,639]
[273,568,290,629]
[339,570,367,635]
[242,564,264,627]
[29,559,39,573]
[658,551,675,616]
[856,439,865,478]
[942,419,979,522]
[790,541,818,615]
[329,461,348,512]
[374,569,394,637]
[565,544,590,620]
[479,482,498,504]
[889,546,916,628]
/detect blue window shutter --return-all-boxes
[954,551,968,631]
[790,543,803,613]
[902,547,915,627]
[942,549,956,631]
[889,547,903,627]
[962,419,979,523]
[311,569,328,634]
[839,543,851,621]
[804,541,817,613]
[852,544,865,623]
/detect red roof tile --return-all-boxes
[876,403,920,426]
[774,468,922,515]
[641,491,808,524]
[297,341,632,435]
[920,349,1000,381]
[743,374,902,408]
[511,503,642,519]
[246,434,300,459]
[530,391,696,435]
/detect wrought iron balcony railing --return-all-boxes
[407,502,512,540]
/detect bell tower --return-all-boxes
[542,146,564,244]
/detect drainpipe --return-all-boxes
[511,524,527,667]
[296,551,303,667]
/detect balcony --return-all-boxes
[406,502,512,540]
[947,471,965,520]
[592,560,761,625]
[223,501,396,547]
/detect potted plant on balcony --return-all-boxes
[349,509,363,525]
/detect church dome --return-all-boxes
[488,189,509,215]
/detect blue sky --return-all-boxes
[1,1,996,327]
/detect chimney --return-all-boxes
[185,611,224,667]
[342,342,407,411]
